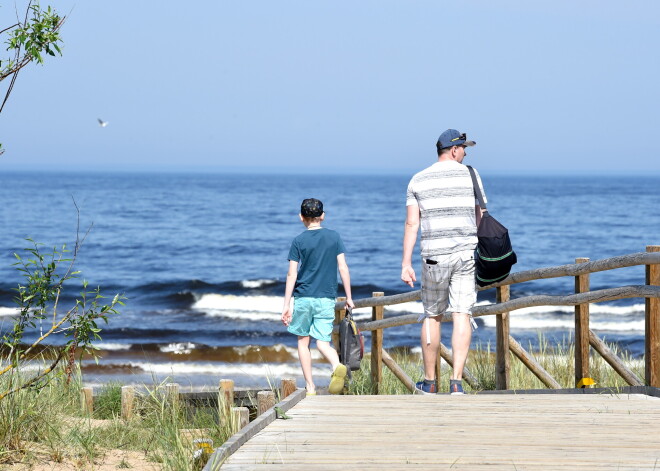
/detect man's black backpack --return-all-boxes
[338,307,364,378]
[467,166,517,287]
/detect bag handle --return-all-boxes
[466,165,488,212]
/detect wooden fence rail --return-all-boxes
[333,246,660,391]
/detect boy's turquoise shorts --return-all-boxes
[287,297,335,342]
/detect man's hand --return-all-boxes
[281,308,292,326]
[401,265,416,288]
[345,298,355,310]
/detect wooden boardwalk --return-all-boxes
[213,392,660,470]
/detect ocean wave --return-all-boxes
[0,306,19,317]
[95,342,132,351]
[83,361,332,378]
[160,342,197,354]
[91,343,316,363]
[480,316,645,331]
[193,293,373,321]
[240,279,279,289]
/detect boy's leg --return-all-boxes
[309,298,346,394]
[297,335,315,392]
[316,340,340,370]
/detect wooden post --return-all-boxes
[165,383,179,410]
[646,245,660,387]
[496,285,510,390]
[231,407,249,434]
[575,257,591,388]
[219,379,235,419]
[333,297,346,353]
[281,378,296,399]
[80,387,93,415]
[371,292,384,395]
[121,386,134,421]
[257,390,276,416]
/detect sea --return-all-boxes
[0,171,658,390]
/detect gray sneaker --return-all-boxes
[450,379,465,395]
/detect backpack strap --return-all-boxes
[466,165,487,212]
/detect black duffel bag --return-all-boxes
[467,166,517,286]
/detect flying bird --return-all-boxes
[97,118,108,127]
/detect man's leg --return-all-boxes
[297,335,314,392]
[421,316,441,380]
[451,313,472,380]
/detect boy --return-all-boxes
[281,198,355,395]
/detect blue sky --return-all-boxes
[1,0,659,175]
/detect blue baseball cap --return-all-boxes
[437,129,476,150]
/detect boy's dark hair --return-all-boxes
[301,198,323,218]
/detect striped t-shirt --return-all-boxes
[406,160,487,257]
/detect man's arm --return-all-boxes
[476,205,484,228]
[401,204,420,287]
[337,253,355,309]
[281,260,298,326]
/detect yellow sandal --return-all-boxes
[328,364,347,394]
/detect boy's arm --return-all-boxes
[337,253,354,309]
[282,260,298,326]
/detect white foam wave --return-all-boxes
[96,343,132,351]
[0,306,19,317]
[193,293,646,331]
[194,293,279,312]
[125,361,331,378]
[480,315,645,331]
[160,342,197,354]
[194,293,372,322]
[241,279,277,289]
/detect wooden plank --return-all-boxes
[495,285,510,390]
[371,292,384,395]
[575,257,590,387]
[203,388,306,471]
[219,394,660,470]
[647,245,660,387]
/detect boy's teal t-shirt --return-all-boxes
[287,228,346,298]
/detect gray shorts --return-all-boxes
[420,249,477,318]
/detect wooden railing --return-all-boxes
[333,246,660,392]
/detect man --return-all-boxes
[401,129,486,395]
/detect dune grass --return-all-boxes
[0,364,239,470]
